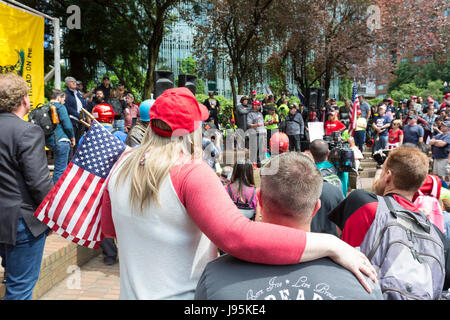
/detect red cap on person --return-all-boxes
[251,90,257,95]
[445,93,450,99]
[270,132,289,154]
[149,87,210,137]
[252,99,262,106]
[92,103,117,124]
[357,109,362,115]
[412,96,418,99]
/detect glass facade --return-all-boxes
[157,6,340,99]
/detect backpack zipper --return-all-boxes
[381,287,426,300]
[381,240,444,273]
[367,221,443,261]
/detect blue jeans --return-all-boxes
[374,135,388,153]
[113,120,125,133]
[354,130,366,152]
[0,218,47,300]
[53,141,70,184]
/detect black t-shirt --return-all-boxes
[195,255,383,300]
[311,181,344,236]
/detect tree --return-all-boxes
[179,56,206,94]
[19,0,182,99]
[191,0,275,107]
[93,0,180,99]
[372,0,449,84]
[277,0,375,99]
[389,58,450,92]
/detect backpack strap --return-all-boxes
[383,196,431,234]
[227,184,233,199]
[247,187,256,205]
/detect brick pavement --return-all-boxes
[39,253,120,300]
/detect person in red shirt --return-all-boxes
[324,111,346,136]
[328,146,433,247]
[440,93,450,110]
[387,119,404,150]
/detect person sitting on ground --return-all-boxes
[309,139,349,197]
[225,161,261,222]
[100,87,377,300]
[328,146,447,300]
[195,152,382,300]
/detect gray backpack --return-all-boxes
[360,196,445,300]
[319,166,342,192]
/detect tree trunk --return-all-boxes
[69,50,86,85]
[143,46,159,100]
[323,69,332,100]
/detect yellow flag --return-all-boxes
[0,2,45,110]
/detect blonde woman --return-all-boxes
[100,88,377,300]
[387,119,404,150]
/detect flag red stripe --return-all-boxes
[81,188,104,241]
[60,173,96,232]
[43,162,76,220]
[42,162,75,219]
[50,166,84,224]
[70,177,104,240]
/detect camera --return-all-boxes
[373,149,390,166]
[325,132,355,173]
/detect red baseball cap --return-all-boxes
[149,87,209,137]
[411,96,418,99]
[445,93,450,99]
[251,90,257,95]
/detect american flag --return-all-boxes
[34,121,127,249]
[348,84,359,136]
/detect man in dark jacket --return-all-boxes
[96,75,112,101]
[203,91,221,128]
[285,105,304,152]
[64,76,87,147]
[0,73,53,300]
[235,96,252,150]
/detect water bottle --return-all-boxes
[50,104,60,124]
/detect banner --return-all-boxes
[0,1,45,109]
[308,122,324,142]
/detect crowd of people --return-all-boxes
[1,71,450,301]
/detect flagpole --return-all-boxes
[80,107,102,127]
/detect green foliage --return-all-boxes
[196,79,206,95]
[389,58,450,93]
[288,96,301,105]
[339,78,353,101]
[366,98,384,107]
[196,94,234,127]
[389,80,445,102]
[179,56,198,75]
